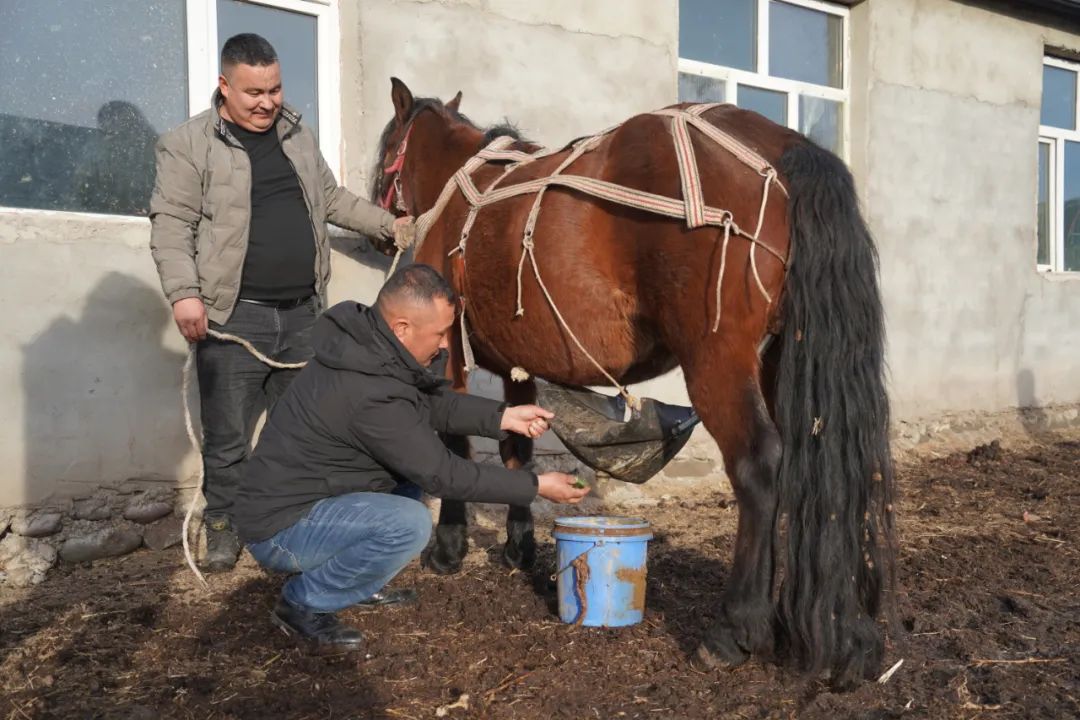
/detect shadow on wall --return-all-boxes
[1016,368,1050,438]
[22,272,190,504]
[1,273,200,711]
[328,230,399,275]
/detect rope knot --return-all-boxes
[393,218,417,251]
[522,236,535,250]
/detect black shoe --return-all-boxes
[202,516,241,573]
[271,597,364,653]
[355,588,418,609]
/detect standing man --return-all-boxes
[235,264,589,651]
[149,33,408,572]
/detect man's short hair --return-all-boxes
[376,264,458,312]
[221,33,278,70]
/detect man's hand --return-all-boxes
[501,404,554,439]
[391,215,416,251]
[537,472,589,504]
[173,297,208,343]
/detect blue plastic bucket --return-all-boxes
[553,516,653,627]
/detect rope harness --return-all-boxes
[386,103,788,408]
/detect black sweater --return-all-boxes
[226,119,316,300]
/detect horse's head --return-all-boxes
[368,78,463,252]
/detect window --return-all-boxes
[1038,56,1080,273]
[677,0,848,156]
[0,0,339,218]
[0,1,187,216]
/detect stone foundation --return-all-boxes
[0,486,186,587]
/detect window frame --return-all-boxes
[0,0,341,221]
[677,0,851,159]
[1038,55,1080,274]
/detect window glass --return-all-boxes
[679,0,756,72]
[1064,141,1080,270]
[800,95,841,153]
[678,73,726,104]
[770,0,843,88]
[1041,65,1076,130]
[738,85,787,125]
[0,0,187,215]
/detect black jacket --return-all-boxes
[234,301,538,543]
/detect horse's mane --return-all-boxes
[368,96,533,203]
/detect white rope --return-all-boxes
[747,170,776,304]
[712,218,733,332]
[180,347,209,590]
[180,328,308,589]
[523,239,640,410]
[459,306,477,373]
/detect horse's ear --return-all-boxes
[390,77,414,126]
[446,91,463,113]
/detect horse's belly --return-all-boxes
[462,253,663,385]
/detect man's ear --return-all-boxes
[390,317,410,343]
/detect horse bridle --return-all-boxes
[378,122,415,214]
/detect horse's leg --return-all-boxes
[423,314,472,575]
[422,435,470,575]
[499,378,537,571]
[684,350,782,668]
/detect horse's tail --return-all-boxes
[774,140,896,688]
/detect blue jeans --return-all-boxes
[197,298,317,519]
[247,492,432,613]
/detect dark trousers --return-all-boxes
[197,298,317,520]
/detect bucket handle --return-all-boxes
[550,541,602,581]
[552,542,603,627]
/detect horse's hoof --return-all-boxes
[500,540,536,572]
[423,526,467,575]
[690,644,723,672]
[697,624,751,669]
[422,546,463,575]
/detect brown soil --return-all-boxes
[2,437,1078,719]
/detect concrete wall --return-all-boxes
[849,0,1080,421]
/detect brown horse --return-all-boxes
[369,78,896,688]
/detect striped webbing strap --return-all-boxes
[412,104,788,404]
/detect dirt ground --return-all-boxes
[2,435,1078,720]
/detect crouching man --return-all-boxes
[234,264,587,651]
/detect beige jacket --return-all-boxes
[149,93,393,324]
